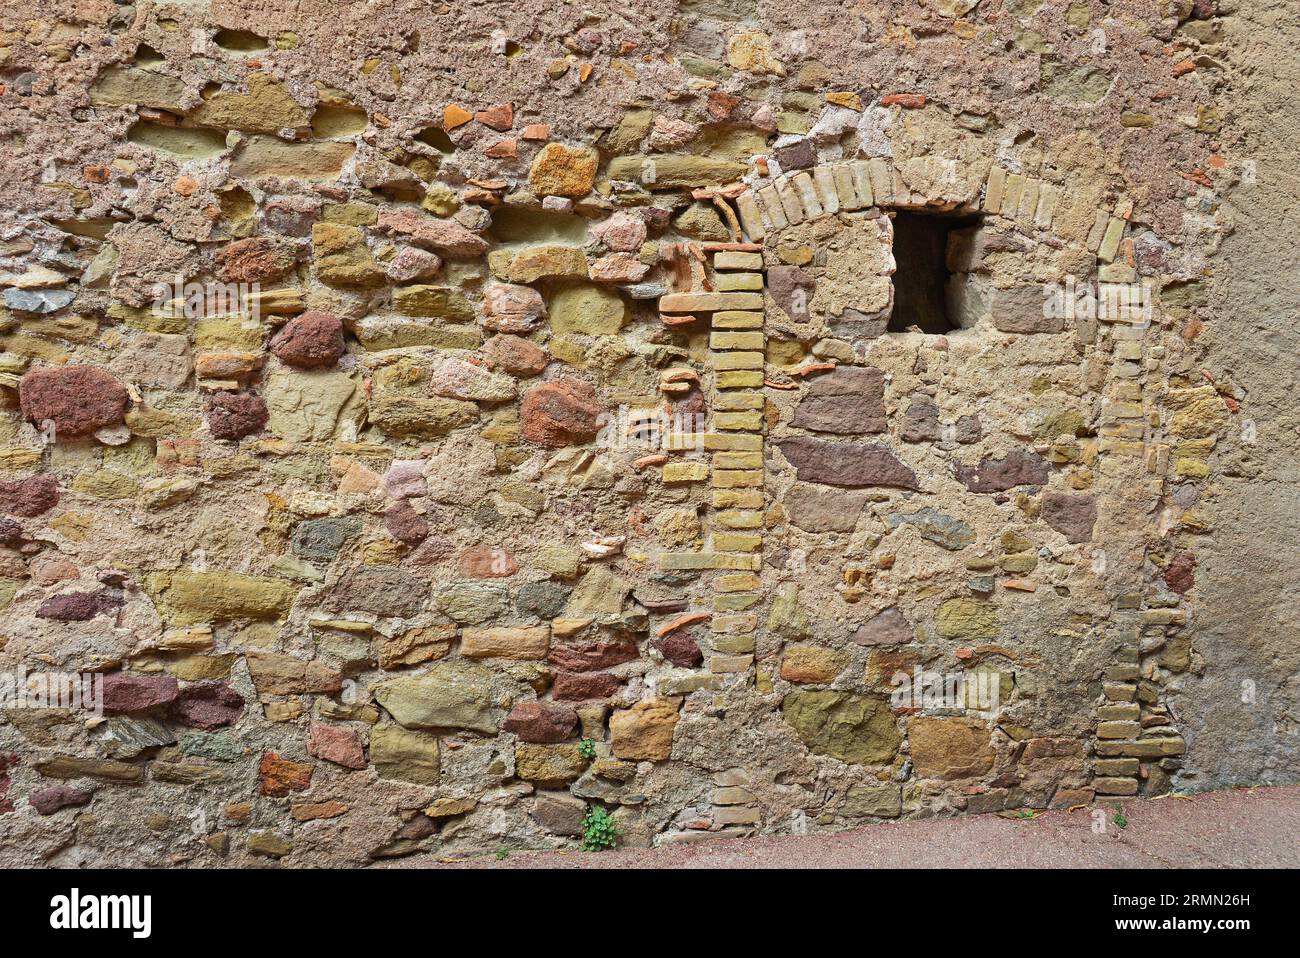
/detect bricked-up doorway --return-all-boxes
[888,210,979,334]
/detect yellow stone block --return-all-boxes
[715,411,763,431]
[715,351,764,370]
[712,310,763,329]
[703,432,761,451]
[713,533,761,552]
[714,272,763,292]
[710,331,765,350]
[662,461,709,483]
[713,489,763,508]
[713,451,762,469]
[713,252,763,270]
[717,371,764,388]
[716,509,763,528]
[712,469,762,488]
[713,391,764,411]
[715,573,760,592]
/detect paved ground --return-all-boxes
[428,784,1300,868]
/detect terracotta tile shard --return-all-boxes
[475,102,514,131]
[880,93,926,108]
[791,362,837,377]
[443,103,473,129]
[655,611,711,637]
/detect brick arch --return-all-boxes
[727,157,1132,265]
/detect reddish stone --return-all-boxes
[386,246,442,283]
[548,639,640,673]
[707,90,739,120]
[481,282,547,333]
[375,208,489,258]
[384,500,429,545]
[767,265,815,322]
[398,815,438,840]
[1041,492,1097,543]
[503,701,579,743]
[0,517,21,546]
[101,673,179,715]
[171,682,244,730]
[672,388,707,422]
[205,391,268,441]
[407,534,454,565]
[0,474,58,518]
[774,139,817,171]
[953,450,1049,493]
[1164,551,1196,594]
[777,437,919,490]
[458,543,518,578]
[214,236,298,284]
[591,212,647,253]
[259,752,313,796]
[308,721,366,770]
[792,366,886,434]
[653,631,702,667]
[36,590,122,622]
[384,459,427,499]
[19,366,129,439]
[851,607,914,646]
[29,784,92,815]
[551,671,622,701]
[484,334,550,377]
[520,378,604,447]
[271,311,346,369]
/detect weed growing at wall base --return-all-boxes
[581,806,618,851]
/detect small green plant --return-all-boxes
[577,737,597,760]
[1015,808,1036,820]
[1112,809,1129,829]
[495,846,510,861]
[581,805,618,852]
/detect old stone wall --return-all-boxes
[0,0,1290,866]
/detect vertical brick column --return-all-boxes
[1091,260,1187,803]
[705,244,766,678]
[655,243,767,688]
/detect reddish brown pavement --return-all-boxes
[420,784,1300,869]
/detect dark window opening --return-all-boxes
[888,211,980,334]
